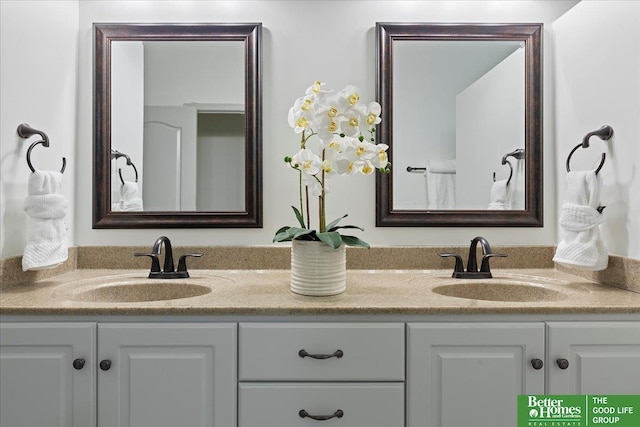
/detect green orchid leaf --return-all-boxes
[273,231,293,243]
[326,214,348,231]
[316,231,343,249]
[341,235,370,248]
[287,227,314,240]
[291,206,306,228]
[273,226,292,243]
[274,226,290,235]
[329,224,365,232]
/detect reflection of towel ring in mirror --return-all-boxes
[566,125,613,175]
[118,161,138,185]
[493,159,513,186]
[18,123,66,174]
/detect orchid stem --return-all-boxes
[298,170,304,226]
[320,149,326,232]
[305,186,310,230]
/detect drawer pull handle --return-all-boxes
[530,358,544,370]
[72,358,85,370]
[99,360,112,371]
[298,349,343,360]
[299,409,344,421]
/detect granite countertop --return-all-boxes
[2,268,640,316]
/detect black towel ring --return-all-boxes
[118,162,139,185]
[493,159,514,186]
[18,123,66,174]
[566,125,613,175]
[111,149,138,184]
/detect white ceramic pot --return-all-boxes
[291,240,346,296]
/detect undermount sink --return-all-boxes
[432,281,568,302]
[72,281,212,303]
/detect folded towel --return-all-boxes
[425,160,456,209]
[488,179,510,210]
[427,159,456,174]
[553,170,608,271]
[22,171,68,271]
[112,181,143,212]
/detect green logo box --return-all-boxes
[519,395,640,427]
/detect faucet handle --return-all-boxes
[439,253,464,275]
[134,253,161,273]
[177,253,203,275]
[479,253,507,273]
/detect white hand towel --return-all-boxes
[553,170,608,271]
[22,171,68,271]
[112,181,143,212]
[488,179,510,210]
[425,160,456,209]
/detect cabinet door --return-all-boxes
[407,323,545,427]
[98,323,236,427]
[547,321,640,394]
[0,322,96,427]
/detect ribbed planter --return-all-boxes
[291,240,346,296]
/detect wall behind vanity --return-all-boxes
[8,1,639,261]
[553,1,640,260]
[0,1,79,257]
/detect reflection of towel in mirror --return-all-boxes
[22,171,68,271]
[112,181,143,212]
[488,179,510,210]
[424,160,456,209]
[553,170,608,271]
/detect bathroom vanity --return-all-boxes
[2,268,640,427]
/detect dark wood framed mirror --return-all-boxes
[376,22,542,226]
[93,23,262,228]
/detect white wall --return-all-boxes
[73,0,577,248]
[0,0,78,258]
[144,41,244,106]
[553,1,640,260]
[111,41,144,203]
[0,1,580,255]
[456,48,525,210]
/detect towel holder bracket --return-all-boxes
[566,125,613,175]
[18,123,66,174]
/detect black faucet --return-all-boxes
[439,236,506,279]
[135,236,203,279]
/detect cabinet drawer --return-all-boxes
[239,323,404,380]
[239,383,404,427]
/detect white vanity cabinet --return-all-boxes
[0,322,236,427]
[0,323,96,427]
[547,321,640,394]
[97,323,236,427]
[2,319,640,427]
[238,323,405,427]
[406,323,545,427]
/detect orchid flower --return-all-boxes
[275,81,390,249]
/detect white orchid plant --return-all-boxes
[273,81,390,249]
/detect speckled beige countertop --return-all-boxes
[2,268,640,316]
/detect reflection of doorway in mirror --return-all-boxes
[144,107,195,211]
[196,112,245,211]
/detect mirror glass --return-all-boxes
[94,23,262,228]
[376,23,543,226]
